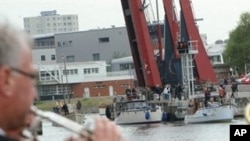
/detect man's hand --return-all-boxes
[66,117,125,141]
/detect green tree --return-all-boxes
[224,12,250,73]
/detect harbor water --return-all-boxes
[37,114,247,141]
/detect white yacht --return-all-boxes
[114,100,164,125]
[184,102,235,124]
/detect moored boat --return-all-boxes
[98,104,107,116]
[184,102,235,124]
[114,99,165,125]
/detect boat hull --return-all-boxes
[184,105,235,124]
[115,109,163,125]
[98,107,106,116]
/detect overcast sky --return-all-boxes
[0,0,249,44]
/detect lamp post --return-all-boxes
[62,54,70,103]
[60,73,65,103]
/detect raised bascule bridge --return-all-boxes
[116,0,250,121]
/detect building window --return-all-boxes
[83,68,99,75]
[51,41,55,46]
[41,55,46,61]
[58,42,61,47]
[68,40,72,46]
[72,69,78,75]
[63,41,67,46]
[58,41,73,47]
[63,69,78,75]
[51,55,56,60]
[66,55,75,62]
[63,70,69,75]
[92,53,100,61]
[67,22,72,26]
[98,37,109,43]
[83,68,91,74]
[40,85,57,96]
[216,56,221,62]
[41,41,45,46]
[91,68,99,73]
[46,41,50,46]
[120,63,130,70]
[39,70,59,81]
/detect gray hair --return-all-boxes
[0,20,33,68]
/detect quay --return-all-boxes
[148,84,250,120]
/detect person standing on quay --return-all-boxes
[76,100,82,113]
[175,83,183,100]
[62,102,69,115]
[218,84,226,103]
[231,80,238,98]
[204,87,211,107]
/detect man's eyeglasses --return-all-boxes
[11,67,37,80]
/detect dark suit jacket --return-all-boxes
[0,135,18,141]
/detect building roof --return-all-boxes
[32,33,55,39]
[111,56,133,64]
[206,43,226,55]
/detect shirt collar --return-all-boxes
[0,127,5,136]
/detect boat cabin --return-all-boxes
[116,100,159,112]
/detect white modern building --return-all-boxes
[35,60,134,100]
[36,61,107,85]
[205,40,230,80]
[205,41,226,65]
[23,10,79,35]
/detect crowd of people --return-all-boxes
[138,83,184,101]
[0,19,123,141]
[124,77,239,109]
[53,99,83,115]
[161,83,183,101]
[203,78,238,106]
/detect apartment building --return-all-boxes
[23,10,79,35]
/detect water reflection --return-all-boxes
[120,118,246,141]
[38,115,247,141]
